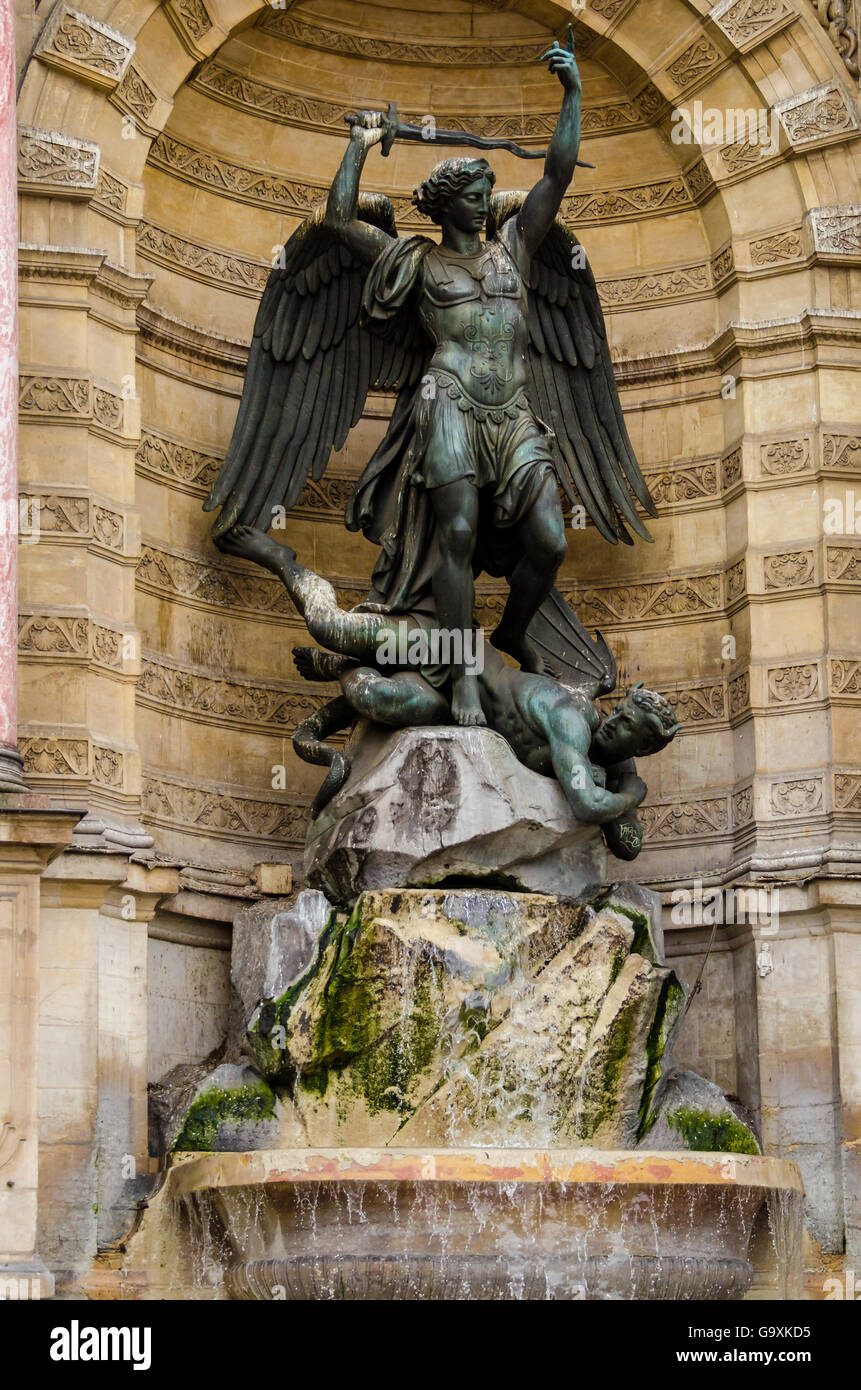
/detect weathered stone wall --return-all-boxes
[11,0,861,1294]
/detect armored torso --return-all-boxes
[419,234,531,407]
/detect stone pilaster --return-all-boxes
[0,0,24,791]
[0,803,78,1299]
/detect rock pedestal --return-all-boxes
[304,723,607,905]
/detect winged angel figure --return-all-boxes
[206,33,677,851]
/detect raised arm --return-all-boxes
[517,27,582,258]
[324,111,395,264]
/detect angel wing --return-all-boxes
[204,195,428,540]
[526,586,616,698]
[488,192,657,546]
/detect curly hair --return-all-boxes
[628,683,681,750]
[412,157,496,224]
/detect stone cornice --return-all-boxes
[18,244,153,309]
[134,300,861,397]
[254,8,597,64]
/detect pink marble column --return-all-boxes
[0,0,25,791]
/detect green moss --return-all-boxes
[666,1104,759,1155]
[637,975,686,1141]
[173,1079,277,1152]
[607,903,655,962]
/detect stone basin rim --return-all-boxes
[167,1148,804,1196]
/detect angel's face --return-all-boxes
[443,177,492,235]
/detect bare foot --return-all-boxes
[489,626,543,673]
[451,675,487,726]
[217,524,295,572]
[293,647,352,682]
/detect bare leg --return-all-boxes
[491,474,567,671]
[339,668,449,727]
[427,480,485,726]
[219,525,394,663]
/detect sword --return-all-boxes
[344,101,595,168]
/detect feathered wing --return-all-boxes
[526,587,616,698]
[205,195,428,540]
[489,192,657,546]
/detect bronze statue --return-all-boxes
[218,527,680,859]
[206,29,676,859]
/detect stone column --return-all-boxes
[0,0,25,791]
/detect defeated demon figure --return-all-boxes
[220,526,680,862]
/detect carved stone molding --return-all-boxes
[775,81,859,147]
[135,430,221,495]
[769,777,825,817]
[598,262,710,307]
[749,227,805,266]
[823,432,861,468]
[762,550,816,590]
[564,176,695,225]
[136,543,294,620]
[759,436,812,476]
[137,221,270,295]
[142,772,308,845]
[17,126,99,192]
[92,623,126,671]
[18,613,134,672]
[112,65,160,133]
[726,560,746,602]
[767,663,820,703]
[732,785,754,827]
[809,205,861,256]
[190,59,647,140]
[721,448,743,488]
[728,671,750,717]
[20,735,89,779]
[165,0,213,54]
[18,613,89,657]
[35,5,134,88]
[255,10,597,64]
[809,0,859,79]
[92,387,124,433]
[830,657,861,695]
[19,374,91,418]
[92,744,124,789]
[834,772,861,811]
[642,460,719,506]
[666,36,724,89]
[138,654,321,733]
[826,545,861,581]
[575,572,723,628]
[657,682,725,724]
[94,167,128,215]
[639,795,730,841]
[711,0,796,49]
[21,493,89,537]
[147,131,699,227]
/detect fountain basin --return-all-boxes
[164,1148,803,1301]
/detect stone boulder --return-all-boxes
[243,886,688,1150]
[304,723,607,905]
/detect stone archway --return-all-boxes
[10,0,861,1285]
